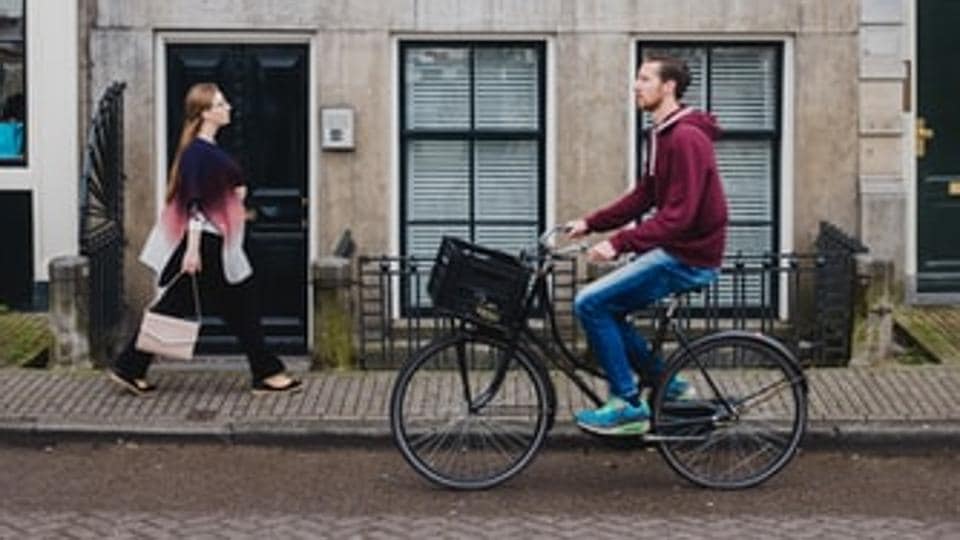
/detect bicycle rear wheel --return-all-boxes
[389,332,552,490]
[652,332,807,489]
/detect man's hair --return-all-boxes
[643,53,691,99]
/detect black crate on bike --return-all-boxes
[428,236,532,325]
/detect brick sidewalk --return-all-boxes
[2,511,957,540]
[1,364,958,443]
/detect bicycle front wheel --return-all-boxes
[389,332,552,490]
[653,332,808,489]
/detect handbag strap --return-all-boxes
[150,272,202,321]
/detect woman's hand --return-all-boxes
[181,249,202,274]
[181,224,202,275]
[565,219,589,240]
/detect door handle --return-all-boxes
[916,117,935,158]
[949,181,960,197]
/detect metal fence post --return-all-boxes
[48,256,91,368]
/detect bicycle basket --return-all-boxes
[427,236,533,326]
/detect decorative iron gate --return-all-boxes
[814,221,869,361]
[79,82,126,363]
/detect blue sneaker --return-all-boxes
[575,397,650,436]
[663,375,696,401]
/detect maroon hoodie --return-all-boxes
[585,107,728,268]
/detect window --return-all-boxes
[400,42,546,307]
[0,0,24,164]
[637,43,782,305]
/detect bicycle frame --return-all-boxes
[448,226,806,422]
[448,232,680,409]
[514,265,714,410]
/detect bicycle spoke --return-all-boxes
[478,417,530,458]
[476,417,522,465]
[724,437,781,478]
[422,416,465,469]
[673,437,716,474]
[440,415,474,477]
[408,417,462,452]
[740,421,791,450]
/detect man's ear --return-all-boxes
[663,79,677,98]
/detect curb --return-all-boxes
[2,418,958,451]
[803,422,960,451]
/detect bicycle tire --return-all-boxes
[652,331,808,489]
[389,332,552,490]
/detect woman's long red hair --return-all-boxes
[165,83,219,203]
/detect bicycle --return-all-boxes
[389,226,808,490]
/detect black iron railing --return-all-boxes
[633,251,833,364]
[357,254,578,369]
[79,82,126,364]
[356,223,865,369]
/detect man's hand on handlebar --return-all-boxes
[564,219,589,240]
[546,222,616,261]
[587,240,617,263]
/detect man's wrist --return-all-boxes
[582,216,595,233]
[607,234,624,255]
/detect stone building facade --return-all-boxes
[3,1,950,356]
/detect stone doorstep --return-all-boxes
[0,313,52,367]
[893,307,960,365]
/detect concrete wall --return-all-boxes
[85,0,863,311]
[857,0,910,296]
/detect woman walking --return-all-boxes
[108,82,301,395]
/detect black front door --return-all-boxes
[918,3,960,294]
[167,44,309,353]
[0,192,32,309]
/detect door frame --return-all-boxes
[154,32,319,348]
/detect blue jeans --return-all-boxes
[573,248,719,402]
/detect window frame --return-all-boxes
[635,41,784,258]
[0,0,26,167]
[398,40,547,261]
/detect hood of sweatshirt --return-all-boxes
[668,108,721,140]
[645,106,721,176]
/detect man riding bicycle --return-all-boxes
[566,53,729,436]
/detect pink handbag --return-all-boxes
[135,273,202,360]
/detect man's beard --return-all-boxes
[639,95,661,113]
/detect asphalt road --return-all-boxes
[0,441,957,538]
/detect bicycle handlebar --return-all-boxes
[524,225,590,261]
[537,224,569,245]
[552,241,590,257]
